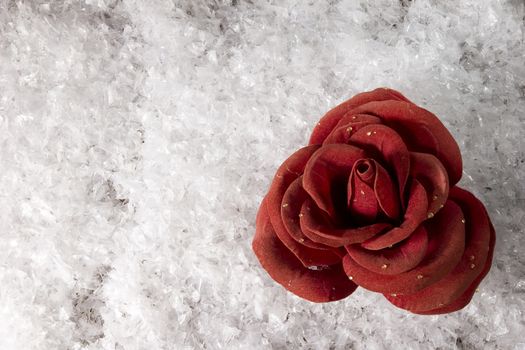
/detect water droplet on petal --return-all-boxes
[308,265,329,271]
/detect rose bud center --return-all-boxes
[347,158,401,226]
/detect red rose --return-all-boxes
[252,88,495,315]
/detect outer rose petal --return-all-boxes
[309,88,410,145]
[416,222,494,315]
[343,200,466,294]
[303,144,366,218]
[323,114,382,145]
[385,187,495,314]
[267,146,342,267]
[253,199,358,302]
[348,100,463,185]
[334,114,383,132]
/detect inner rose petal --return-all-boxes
[303,144,366,220]
[349,124,410,204]
[361,179,428,250]
[371,159,401,220]
[410,152,449,217]
[347,158,402,224]
[348,159,379,224]
[300,197,391,247]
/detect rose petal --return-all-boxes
[303,144,366,219]
[300,197,391,247]
[267,146,343,267]
[385,187,494,314]
[309,88,410,145]
[335,114,384,131]
[361,179,428,250]
[345,225,428,275]
[281,176,334,249]
[373,160,401,219]
[253,200,358,302]
[348,100,463,185]
[416,222,495,315]
[349,124,410,200]
[343,200,465,294]
[410,152,449,216]
[348,159,380,223]
[323,114,383,145]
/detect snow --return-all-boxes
[0,0,524,349]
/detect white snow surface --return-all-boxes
[0,0,524,349]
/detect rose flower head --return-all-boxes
[253,88,495,315]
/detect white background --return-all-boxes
[0,0,524,349]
